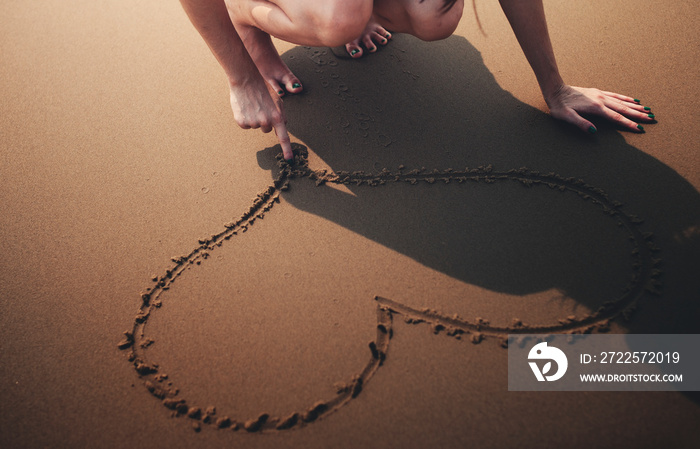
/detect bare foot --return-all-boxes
[344,16,392,58]
[236,25,302,97]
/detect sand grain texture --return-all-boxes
[1,1,699,448]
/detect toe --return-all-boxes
[268,80,285,97]
[375,25,391,40]
[282,76,303,94]
[362,36,377,53]
[370,31,388,45]
[346,42,363,58]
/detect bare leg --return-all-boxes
[226,0,372,95]
[233,24,303,96]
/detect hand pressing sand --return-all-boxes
[179,0,655,161]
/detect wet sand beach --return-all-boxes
[1,1,699,448]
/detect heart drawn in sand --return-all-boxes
[118,146,662,433]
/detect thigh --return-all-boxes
[230,0,373,46]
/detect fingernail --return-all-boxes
[350,49,359,56]
[643,106,651,111]
[588,126,597,134]
[292,83,301,89]
[634,98,641,103]
[647,113,655,119]
[637,124,645,132]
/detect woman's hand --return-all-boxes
[229,74,293,160]
[545,85,655,134]
[179,0,294,160]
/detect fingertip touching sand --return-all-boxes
[180,0,655,162]
[5,2,700,448]
[127,0,664,438]
[120,147,663,433]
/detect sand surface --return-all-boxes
[1,1,699,448]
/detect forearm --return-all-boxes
[498,0,564,102]
[179,0,258,86]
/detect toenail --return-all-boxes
[369,47,376,52]
[350,49,359,56]
[277,90,284,95]
[381,38,387,43]
[292,82,301,89]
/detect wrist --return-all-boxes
[542,81,566,107]
[226,61,260,89]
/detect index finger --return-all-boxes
[273,121,293,162]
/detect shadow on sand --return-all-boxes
[256,34,699,341]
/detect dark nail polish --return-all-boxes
[350,49,359,56]
[382,38,387,43]
[643,106,651,111]
[588,126,597,134]
[647,113,655,119]
[386,33,391,38]
[285,157,294,165]
[634,98,641,103]
[292,83,301,89]
[369,46,376,52]
[637,124,645,132]
[277,90,284,95]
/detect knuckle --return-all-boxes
[564,109,579,120]
[609,111,624,122]
[271,112,284,124]
[258,115,270,127]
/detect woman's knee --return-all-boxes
[232,0,371,46]
[312,0,373,46]
[411,0,464,41]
